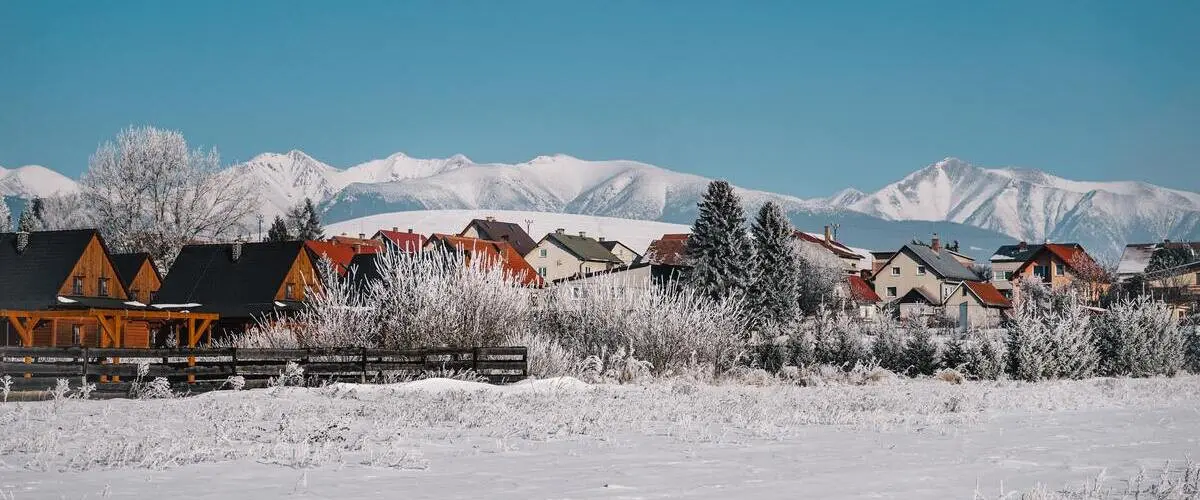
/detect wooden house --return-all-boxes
[109,253,162,304]
[153,240,319,338]
[0,230,215,348]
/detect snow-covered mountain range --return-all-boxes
[5,153,1196,260]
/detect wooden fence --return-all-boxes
[0,346,527,399]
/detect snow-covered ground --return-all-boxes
[326,209,691,254]
[3,375,1199,499]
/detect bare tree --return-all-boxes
[83,126,258,270]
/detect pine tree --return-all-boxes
[684,180,755,301]
[0,201,10,231]
[266,215,293,242]
[16,206,39,232]
[903,325,941,376]
[297,198,324,240]
[29,197,45,227]
[746,202,801,330]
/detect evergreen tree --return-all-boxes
[746,202,801,329]
[0,201,10,231]
[266,215,293,242]
[903,326,941,376]
[684,180,755,301]
[29,197,45,227]
[297,198,324,240]
[16,206,39,232]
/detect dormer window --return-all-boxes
[72,276,84,295]
[98,278,110,297]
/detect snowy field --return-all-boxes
[2,376,1199,499]
[326,209,691,254]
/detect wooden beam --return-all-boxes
[196,318,214,348]
[4,314,35,347]
[187,318,197,348]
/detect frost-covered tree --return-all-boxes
[298,198,324,240]
[34,193,91,231]
[1006,281,1098,381]
[266,216,292,242]
[902,326,940,376]
[684,180,755,301]
[794,241,846,315]
[0,200,10,231]
[807,308,867,368]
[1095,296,1185,377]
[235,257,375,348]
[16,205,39,232]
[869,315,907,372]
[82,126,258,269]
[746,202,800,329]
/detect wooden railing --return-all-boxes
[0,346,527,399]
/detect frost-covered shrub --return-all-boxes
[786,328,816,368]
[902,326,941,376]
[506,331,582,379]
[807,309,867,368]
[1006,283,1098,381]
[1186,323,1200,373]
[271,361,306,387]
[868,316,907,372]
[1095,296,1185,377]
[964,330,1007,380]
[136,377,175,399]
[537,279,744,376]
[941,337,969,371]
[1,375,11,403]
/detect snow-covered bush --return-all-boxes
[1186,322,1200,374]
[1095,296,1185,377]
[1006,282,1098,381]
[271,361,306,387]
[537,279,745,377]
[902,326,941,376]
[869,316,907,373]
[794,242,846,315]
[1,375,11,403]
[505,331,582,379]
[806,309,867,368]
[963,330,1007,380]
[136,378,175,399]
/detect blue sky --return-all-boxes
[1,1,1197,196]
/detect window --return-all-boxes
[1033,265,1049,280]
[284,283,296,300]
[916,266,927,276]
[886,287,897,297]
[71,325,82,346]
[149,291,157,303]
[539,248,548,258]
[962,287,968,297]
[72,276,83,295]
[537,267,547,277]
[130,289,140,302]
[1004,271,1014,281]
[1055,263,1066,276]
[891,267,901,276]
[98,278,109,297]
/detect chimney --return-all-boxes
[358,232,365,240]
[930,233,941,252]
[579,231,587,238]
[15,231,30,254]
[823,225,832,242]
[392,226,398,232]
[556,228,565,234]
[231,240,244,262]
[599,236,605,242]
[407,228,413,233]
[486,216,496,222]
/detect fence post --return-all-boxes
[472,347,481,373]
[360,347,368,383]
[81,347,89,384]
[231,347,238,377]
[187,348,196,384]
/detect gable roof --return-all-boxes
[991,243,1042,263]
[598,240,638,255]
[846,275,881,303]
[372,229,425,253]
[793,231,864,260]
[961,281,1013,308]
[425,234,543,286]
[644,234,690,266]
[304,240,361,276]
[154,241,313,317]
[1011,243,1092,275]
[887,244,980,282]
[109,252,161,290]
[329,235,385,252]
[543,232,623,264]
[0,229,107,310]
[897,286,939,305]
[460,219,537,256]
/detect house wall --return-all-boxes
[942,289,1005,328]
[605,242,640,266]
[275,249,319,301]
[1014,253,1074,289]
[871,250,946,302]
[459,224,486,240]
[526,238,616,281]
[57,235,128,299]
[126,260,162,303]
[543,265,655,310]
[990,260,1022,293]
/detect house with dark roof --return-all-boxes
[0,230,216,348]
[153,240,320,336]
[109,253,162,304]
[872,236,984,304]
[598,239,641,266]
[1117,241,1200,281]
[643,234,690,266]
[990,242,1096,298]
[794,226,868,274]
[423,234,543,287]
[526,229,624,281]
[372,227,426,254]
[458,217,538,256]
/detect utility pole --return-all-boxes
[525,219,534,235]
[256,214,264,242]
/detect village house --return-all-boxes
[304,239,375,276]
[153,240,321,339]
[871,236,983,304]
[423,234,543,287]
[109,252,162,304]
[1140,260,1200,319]
[330,233,386,253]
[545,262,687,309]
[941,280,1013,330]
[371,227,426,254]
[841,275,881,320]
[598,238,641,266]
[0,230,216,348]
[643,233,690,266]
[1005,242,1102,302]
[793,226,869,274]
[458,217,538,256]
[526,229,624,281]
[1116,241,1200,281]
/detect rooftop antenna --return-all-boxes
[524,219,534,234]
[830,222,841,241]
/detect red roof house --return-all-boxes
[424,234,544,286]
[644,234,690,266]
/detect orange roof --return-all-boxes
[304,240,372,275]
[373,229,425,253]
[846,275,880,303]
[645,234,690,266]
[330,235,384,253]
[1013,243,1093,275]
[963,281,1012,308]
[425,234,543,286]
